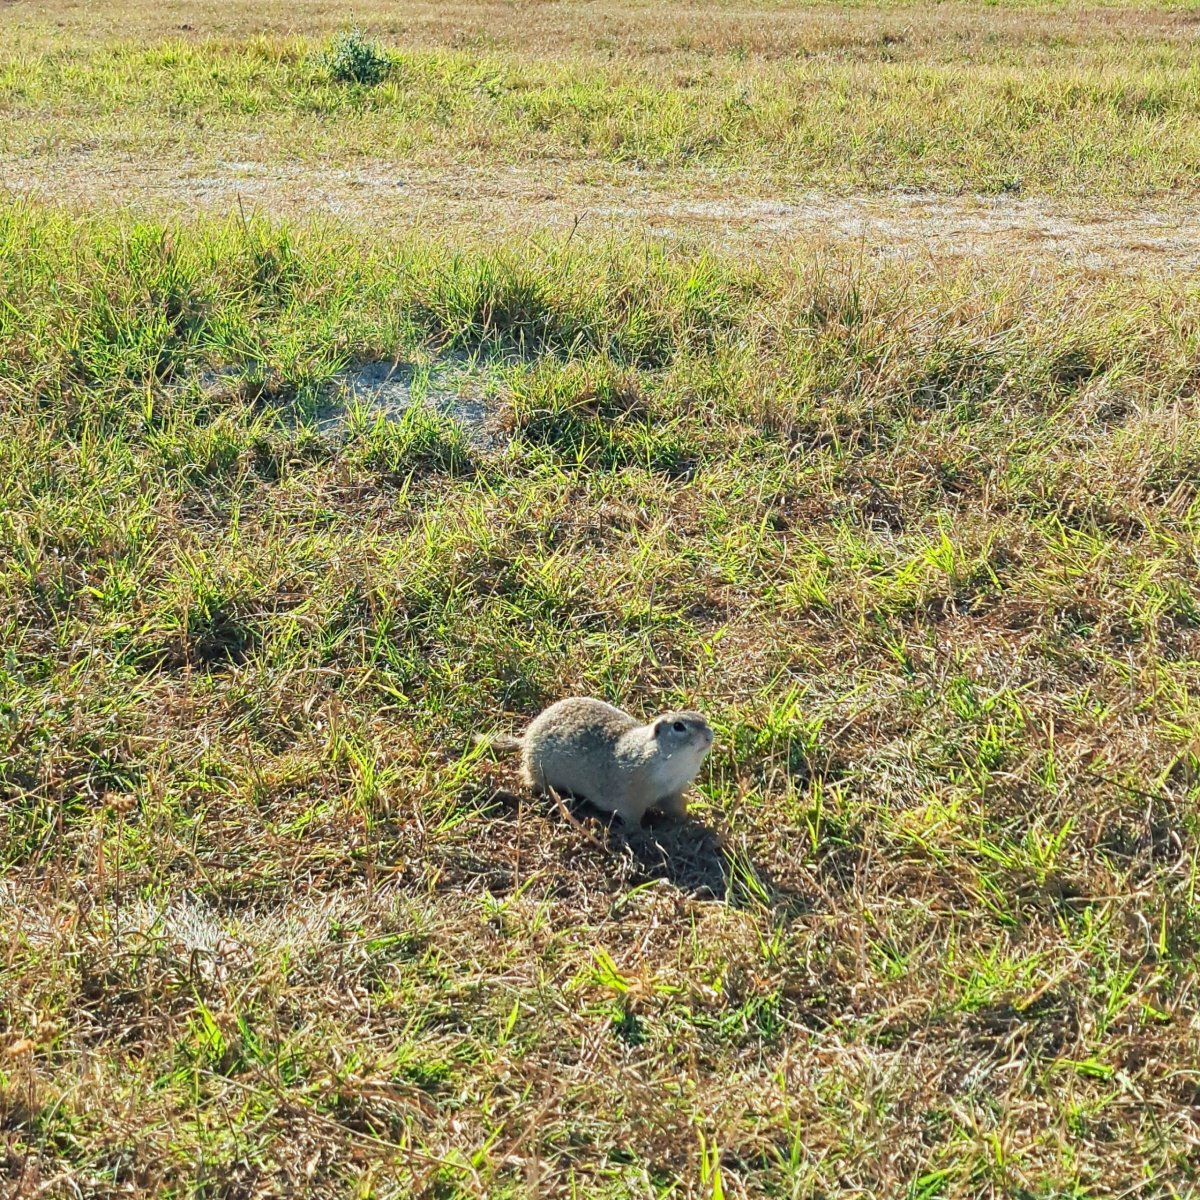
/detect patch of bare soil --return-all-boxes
[4,152,1199,272]
[194,356,507,449]
[331,359,505,450]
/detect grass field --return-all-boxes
[3,2,1200,1198]
[6,0,1200,196]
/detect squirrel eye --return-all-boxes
[673,721,686,733]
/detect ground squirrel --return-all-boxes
[477,697,715,826]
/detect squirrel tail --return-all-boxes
[474,732,524,753]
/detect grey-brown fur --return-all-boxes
[478,697,714,825]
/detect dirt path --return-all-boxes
[4,152,1198,272]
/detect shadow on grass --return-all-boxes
[453,779,812,915]
[624,813,811,915]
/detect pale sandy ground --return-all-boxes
[4,152,1200,273]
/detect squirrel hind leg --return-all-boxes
[608,792,649,828]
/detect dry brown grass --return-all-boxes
[5,0,1200,204]
[3,4,1200,1198]
[10,0,1199,58]
[2,207,1199,1197]
[5,156,1200,273]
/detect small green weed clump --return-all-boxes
[323,27,392,86]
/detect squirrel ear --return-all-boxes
[652,719,662,737]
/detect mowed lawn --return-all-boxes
[2,3,1200,1198]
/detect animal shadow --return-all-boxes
[470,778,809,914]
[620,813,811,915]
